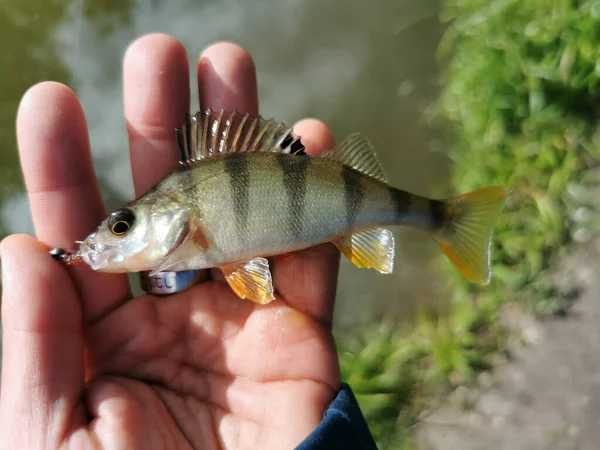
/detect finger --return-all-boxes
[0,234,85,440]
[85,377,192,448]
[123,36,213,286]
[16,82,131,323]
[197,42,259,280]
[293,118,335,157]
[197,41,259,116]
[273,119,340,326]
[124,33,190,196]
[84,379,145,446]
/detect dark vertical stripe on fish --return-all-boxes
[342,166,365,230]
[224,153,250,233]
[429,199,446,229]
[389,187,412,220]
[275,153,310,240]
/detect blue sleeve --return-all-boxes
[295,383,378,450]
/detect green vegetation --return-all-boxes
[338,0,600,448]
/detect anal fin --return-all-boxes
[221,257,275,304]
[334,227,395,274]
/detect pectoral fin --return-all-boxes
[221,258,275,304]
[334,227,395,274]
[149,214,201,276]
[149,223,191,275]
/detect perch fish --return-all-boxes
[52,109,507,304]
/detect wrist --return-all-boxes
[296,383,378,450]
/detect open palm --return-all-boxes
[0,35,342,449]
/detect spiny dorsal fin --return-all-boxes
[175,109,307,164]
[319,133,387,182]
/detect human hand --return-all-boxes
[0,34,342,449]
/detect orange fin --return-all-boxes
[334,227,395,274]
[221,258,275,305]
[433,186,508,285]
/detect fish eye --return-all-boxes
[108,208,135,236]
[111,221,130,235]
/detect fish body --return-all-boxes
[127,153,434,271]
[74,110,508,304]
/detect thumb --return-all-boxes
[0,234,85,446]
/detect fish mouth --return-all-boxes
[78,236,109,270]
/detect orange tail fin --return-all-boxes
[432,186,508,285]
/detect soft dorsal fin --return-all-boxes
[175,109,307,164]
[319,133,387,182]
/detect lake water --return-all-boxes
[0,0,450,330]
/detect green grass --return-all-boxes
[336,1,600,448]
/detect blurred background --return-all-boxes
[2,0,600,449]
